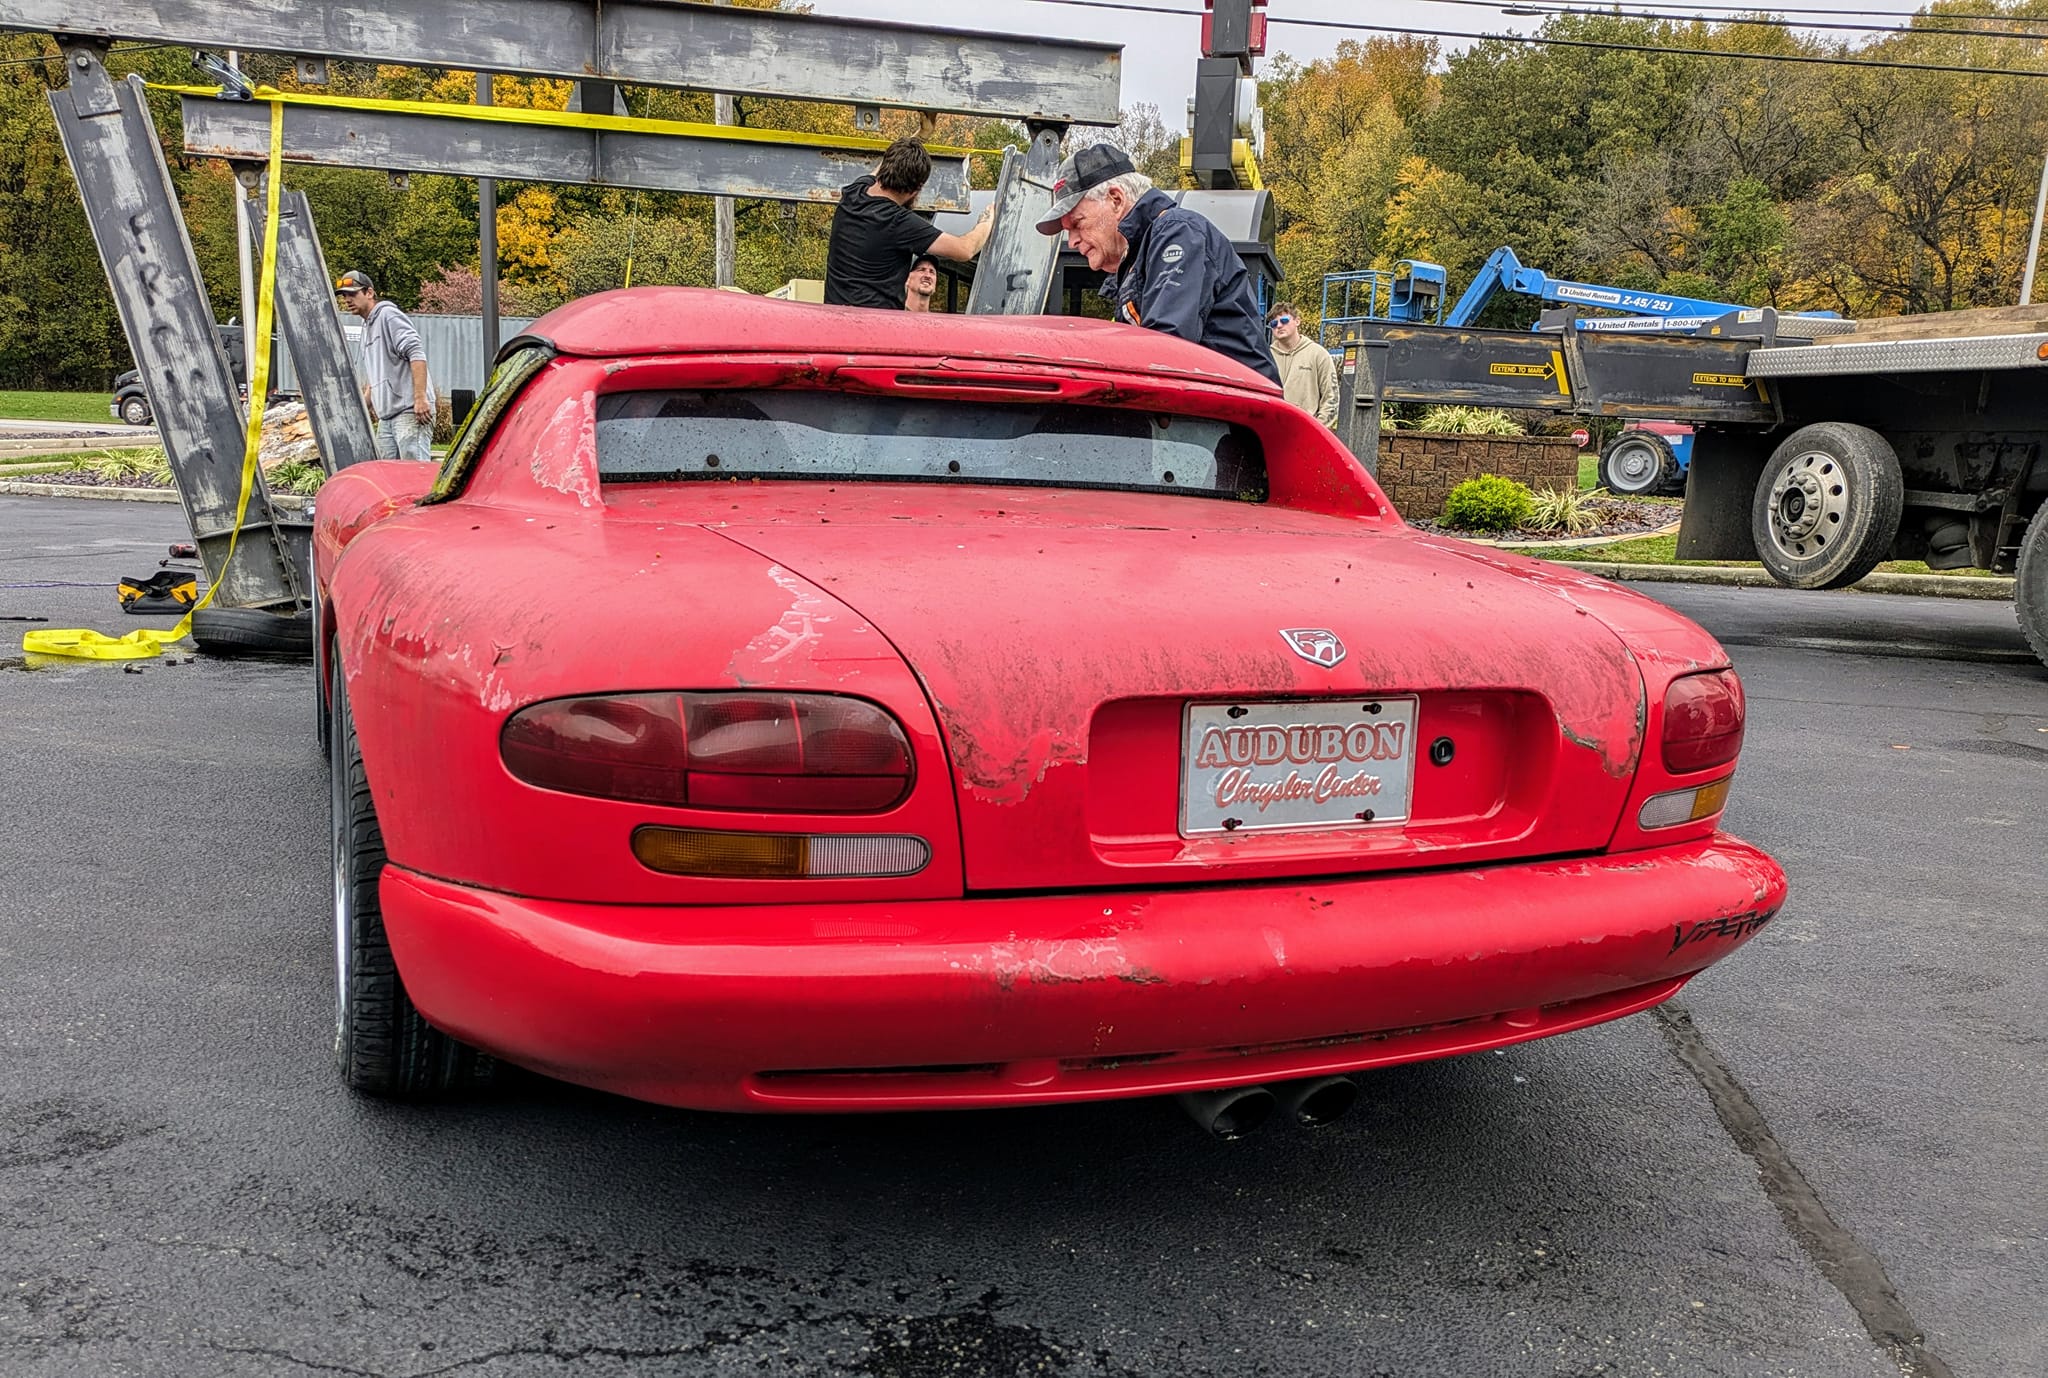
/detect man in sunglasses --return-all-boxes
[1266,302,1337,430]
[337,270,436,462]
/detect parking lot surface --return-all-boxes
[2,496,2042,1377]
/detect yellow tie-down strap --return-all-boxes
[153,83,1000,161]
[23,99,285,661]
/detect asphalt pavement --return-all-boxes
[1,496,2042,1378]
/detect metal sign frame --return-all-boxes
[183,97,976,210]
[265,186,378,471]
[0,0,1123,123]
[48,51,305,611]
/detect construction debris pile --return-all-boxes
[257,402,320,474]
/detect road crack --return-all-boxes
[1655,1002,1955,1378]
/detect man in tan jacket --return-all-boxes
[1266,302,1338,430]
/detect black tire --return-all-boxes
[2015,501,2048,671]
[331,659,496,1099]
[191,605,315,660]
[1601,432,1676,496]
[1750,422,1904,589]
[120,397,150,426]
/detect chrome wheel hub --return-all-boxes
[1767,451,1848,559]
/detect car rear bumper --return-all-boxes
[380,835,1785,1113]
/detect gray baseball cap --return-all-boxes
[1034,142,1138,234]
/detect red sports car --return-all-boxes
[313,288,1783,1135]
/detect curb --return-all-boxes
[0,480,307,512]
[1558,561,2015,601]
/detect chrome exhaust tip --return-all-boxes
[1278,1075,1360,1129]
[1176,1084,1278,1140]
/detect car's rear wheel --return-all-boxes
[1600,432,1675,496]
[121,397,150,426]
[1750,422,1904,589]
[330,659,496,1098]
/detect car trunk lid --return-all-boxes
[698,485,1646,891]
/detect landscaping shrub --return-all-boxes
[1442,474,1535,532]
[1525,484,1604,536]
[77,446,172,485]
[1414,405,1522,436]
[268,460,326,495]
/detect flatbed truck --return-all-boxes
[1342,303,2048,668]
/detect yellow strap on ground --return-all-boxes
[23,99,284,662]
[152,82,999,160]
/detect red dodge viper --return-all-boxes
[312,288,1783,1132]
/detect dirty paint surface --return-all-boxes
[308,286,1783,1113]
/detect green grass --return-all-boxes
[0,390,118,425]
[1578,454,1598,491]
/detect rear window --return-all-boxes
[594,390,1266,501]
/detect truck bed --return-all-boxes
[1818,304,2048,343]
[1747,306,2048,377]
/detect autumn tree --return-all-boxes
[1258,37,1438,324]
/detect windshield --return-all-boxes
[594,390,1266,501]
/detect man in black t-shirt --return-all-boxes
[824,139,992,308]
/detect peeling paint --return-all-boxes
[725,564,835,677]
[938,712,1084,807]
[975,938,1150,990]
[529,392,599,507]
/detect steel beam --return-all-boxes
[49,57,303,610]
[264,187,377,471]
[0,0,1123,123]
[182,98,973,209]
[965,128,1065,316]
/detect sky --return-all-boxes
[803,0,1977,125]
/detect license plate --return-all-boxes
[1181,697,1420,836]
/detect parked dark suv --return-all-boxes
[109,322,252,426]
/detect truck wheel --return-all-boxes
[2016,502,2048,670]
[331,659,497,1099]
[121,397,151,426]
[1751,422,1904,589]
[1601,433,1676,496]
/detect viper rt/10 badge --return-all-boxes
[1279,628,1345,668]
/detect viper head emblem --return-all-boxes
[1279,628,1346,669]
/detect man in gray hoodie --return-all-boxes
[337,270,436,462]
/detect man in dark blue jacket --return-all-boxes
[1036,143,1280,385]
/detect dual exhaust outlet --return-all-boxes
[1176,1074,1360,1140]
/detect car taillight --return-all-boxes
[1662,669,1745,774]
[501,692,913,812]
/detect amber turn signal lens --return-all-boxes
[632,827,931,878]
[1638,775,1732,830]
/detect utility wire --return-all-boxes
[1004,0,2048,77]
[1421,0,2048,41]
[1440,0,2046,18]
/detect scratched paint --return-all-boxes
[724,564,835,680]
